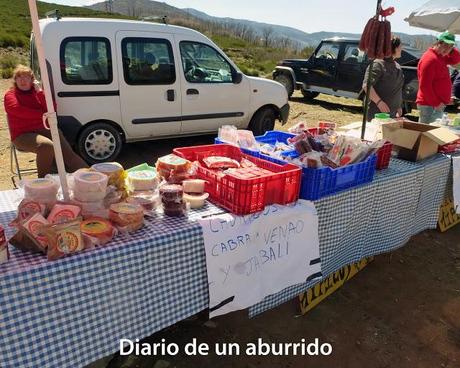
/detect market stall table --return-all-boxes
[0,154,451,368]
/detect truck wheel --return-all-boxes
[301,89,319,100]
[275,74,294,98]
[77,122,123,164]
[248,107,276,136]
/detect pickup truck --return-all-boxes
[273,38,421,113]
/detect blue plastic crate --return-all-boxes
[215,130,377,200]
[298,154,377,200]
[215,130,297,165]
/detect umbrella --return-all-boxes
[28,0,70,201]
[405,0,460,34]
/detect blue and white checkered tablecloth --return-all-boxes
[0,154,451,367]
[248,154,451,317]
[0,195,220,368]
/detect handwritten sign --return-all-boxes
[438,197,460,232]
[299,257,374,315]
[198,200,322,318]
[453,156,460,215]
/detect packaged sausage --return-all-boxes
[80,218,115,245]
[47,203,81,224]
[109,202,144,232]
[160,184,186,216]
[159,184,183,201]
[44,219,84,261]
[202,156,240,169]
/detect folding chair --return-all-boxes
[6,115,37,183]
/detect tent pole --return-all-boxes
[28,0,70,201]
[361,0,383,139]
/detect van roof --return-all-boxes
[39,17,206,38]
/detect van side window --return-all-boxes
[60,37,112,85]
[121,38,176,85]
[179,41,233,83]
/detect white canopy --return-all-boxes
[405,0,460,34]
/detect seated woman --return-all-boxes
[4,65,88,177]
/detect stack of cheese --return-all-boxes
[71,169,109,219]
[126,163,159,211]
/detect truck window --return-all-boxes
[121,37,175,85]
[315,43,340,60]
[60,37,112,85]
[342,45,366,63]
[179,41,233,83]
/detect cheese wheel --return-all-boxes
[109,202,144,228]
[127,170,158,191]
[74,171,108,193]
[91,162,124,176]
[182,179,205,194]
[23,178,58,201]
[183,192,209,209]
[81,218,114,244]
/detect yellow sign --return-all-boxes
[438,197,460,233]
[299,257,374,315]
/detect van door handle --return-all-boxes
[166,89,175,101]
[186,89,199,95]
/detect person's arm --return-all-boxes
[362,62,389,112]
[446,47,460,67]
[4,91,44,120]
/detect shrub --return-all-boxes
[1,67,14,78]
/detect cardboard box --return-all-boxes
[382,121,459,161]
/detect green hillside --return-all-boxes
[0,0,310,78]
[0,0,128,48]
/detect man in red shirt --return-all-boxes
[4,65,87,177]
[416,31,460,123]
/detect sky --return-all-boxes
[42,0,438,36]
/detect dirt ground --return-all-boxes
[0,79,459,368]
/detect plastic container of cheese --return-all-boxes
[23,178,59,203]
[126,163,159,191]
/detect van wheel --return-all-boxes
[301,89,319,100]
[275,74,294,98]
[248,107,276,136]
[77,122,123,164]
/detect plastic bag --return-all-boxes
[218,125,239,146]
[43,219,84,261]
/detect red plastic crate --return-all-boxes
[439,138,460,154]
[173,144,301,215]
[375,141,393,170]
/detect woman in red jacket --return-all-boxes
[4,65,87,177]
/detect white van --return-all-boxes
[30,17,289,163]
